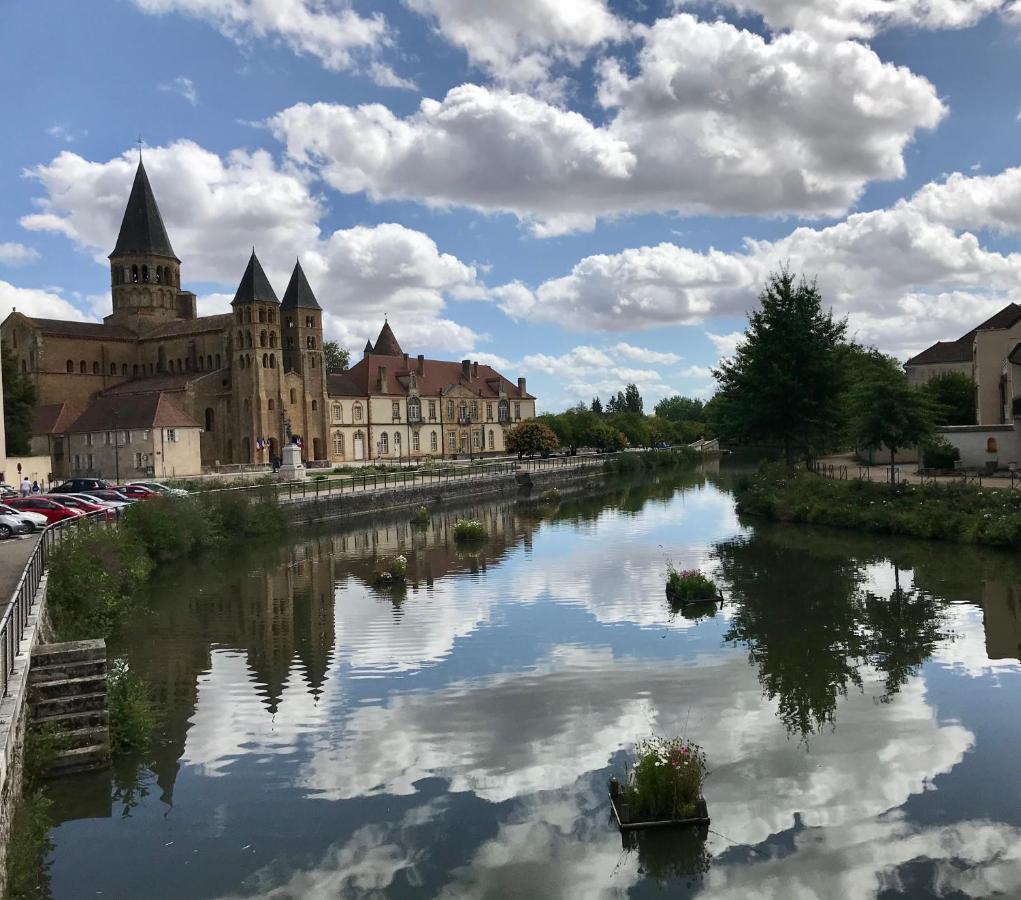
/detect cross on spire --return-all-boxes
[136,135,144,161]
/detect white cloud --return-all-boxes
[0,281,89,321]
[132,0,392,78]
[680,364,713,378]
[270,14,943,234]
[20,142,486,355]
[46,124,85,143]
[0,243,40,266]
[158,75,198,105]
[612,341,681,365]
[367,62,417,91]
[706,330,744,358]
[685,0,1006,40]
[404,0,626,96]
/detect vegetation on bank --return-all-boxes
[736,466,1021,546]
[107,659,157,755]
[603,447,699,475]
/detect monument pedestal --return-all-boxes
[278,443,307,481]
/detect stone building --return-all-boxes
[2,159,535,478]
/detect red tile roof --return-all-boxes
[334,355,532,399]
[904,340,972,367]
[31,402,84,436]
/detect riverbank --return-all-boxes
[735,466,1021,546]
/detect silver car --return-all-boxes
[0,503,47,531]
[0,512,32,539]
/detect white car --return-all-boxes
[68,493,131,512]
[0,503,47,531]
[128,481,188,497]
[0,512,32,539]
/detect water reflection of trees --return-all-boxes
[714,525,950,737]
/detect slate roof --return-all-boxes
[31,402,83,436]
[66,392,200,433]
[905,303,1021,368]
[110,160,178,260]
[281,260,321,311]
[23,318,136,341]
[141,314,233,340]
[232,251,279,305]
[326,372,361,396]
[372,321,403,357]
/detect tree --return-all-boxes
[849,360,935,471]
[591,396,603,415]
[505,420,559,458]
[923,371,975,426]
[654,396,704,423]
[713,269,847,465]
[1,343,35,456]
[611,411,651,448]
[323,341,350,373]
[591,421,628,452]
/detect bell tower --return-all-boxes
[107,158,186,328]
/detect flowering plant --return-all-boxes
[453,519,487,543]
[666,567,718,604]
[625,736,707,820]
[374,554,408,584]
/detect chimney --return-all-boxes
[417,353,424,374]
[403,352,409,370]
[472,361,478,378]
[461,359,471,380]
[518,377,526,396]
[379,365,388,392]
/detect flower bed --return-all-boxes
[453,519,487,543]
[665,568,719,605]
[611,736,709,830]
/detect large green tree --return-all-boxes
[712,269,847,464]
[1,343,36,456]
[922,371,975,426]
[505,420,559,458]
[654,396,704,423]
[849,358,935,469]
[323,341,350,374]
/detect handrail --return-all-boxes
[0,510,112,698]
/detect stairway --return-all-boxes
[29,640,110,775]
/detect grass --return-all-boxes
[452,519,487,543]
[736,464,1021,547]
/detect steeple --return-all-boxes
[232,251,279,305]
[109,159,178,261]
[363,339,374,355]
[372,320,403,356]
[281,259,322,310]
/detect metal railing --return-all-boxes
[0,510,112,698]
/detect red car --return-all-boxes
[7,497,83,524]
[114,484,159,501]
[43,494,113,520]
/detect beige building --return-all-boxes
[3,158,535,478]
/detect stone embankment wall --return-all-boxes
[285,464,606,526]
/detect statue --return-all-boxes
[285,418,293,442]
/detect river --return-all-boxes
[40,469,1021,898]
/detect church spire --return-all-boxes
[109,159,178,261]
[231,250,279,305]
[281,259,322,310]
[372,320,403,356]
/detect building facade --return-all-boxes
[2,159,535,478]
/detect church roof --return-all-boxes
[21,317,136,341]
[110,160,178,261]
[232,251,279,306]
[66,392,200,433]
[372,321,403,356]
[281,260,321,310]
[140,314,233,340]
[363,340,373,353]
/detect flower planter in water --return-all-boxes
[609,793,710,832]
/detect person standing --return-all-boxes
[30,480,40,494]
[20,476,31,497]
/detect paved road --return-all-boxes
[0,534,39,605]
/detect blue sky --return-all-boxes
[3,0,1021,410]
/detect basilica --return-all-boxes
[2,159,535,479]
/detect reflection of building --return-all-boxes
[4,159,536,477]
[980,582,1021,661]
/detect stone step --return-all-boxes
[32,691,107,720]
[57,725,110,750]
[31,639,106,668]
[29,659,107,684]
[47,743,110,775]
[31,674,108,702]
[33,708,109,731]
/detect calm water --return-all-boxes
[42,469,1021,899]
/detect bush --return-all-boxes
[198,487,286,539]
[624,736,707,821]
[47,524,152,640]
[107,659,157,754]
[411,505,430,525]
[373,554,408,585]
[453,519,487,543]
[121,495,218,562]
[506,420,559,457]
[921,437,960,470]
[604,448,699,475]
[665,568,718,604]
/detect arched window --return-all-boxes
[198,356,204,371]
[155,266,162,283]
[92,361,99,374]
[204,408,214,432]
[332,402,343,422]
[333,431,344,455]
[66,359,73,373]
[488,430,495,450]
[246,332,253,348]
[269,354,276,368]
[459,401,468,422]
[380,432,389,454]
[987,437,999,453]
[20,360,26,373]
[268,398,275,411]
[263,354,269,368]
[133,364,139,376]
[215,354,221,368]
[245,307,252,323]
[290,388,296,404]
[79,360,87,374]
[142,264,149,283]
[207,355,213,369]
[394,433,401,453]
[353,402,363,421]
[408,397,421,423]
[312,399,317,411]
[268,309,276,324]
[269,332,277,348]
[306,336,316,349]
[122,364,128,376]
[498,399,510,423]
[236,311,243,325]
[259,308,266,324]
[169,360,175,373]
[131,264,139,283]
[260,330,267,348]
[109,363,116,375]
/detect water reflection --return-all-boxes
[40,471,1021,899]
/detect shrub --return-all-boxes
[453,519,487,543]
[373,554,408,585]
[624,736,707,821]
[506,420,559,457]
[47,524,152,640]
[121,495,218,562]
[921,437,960,470]
[107,659,157,754]
[198,487,286,539]
[665,568,718,605]
[411,505,430,525]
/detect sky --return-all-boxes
[3,1,1021,411]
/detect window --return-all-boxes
[104,432,112,445]
[499,400,510,423]
[408,397,421,423]
[204,408,214,432]
[312,399,317,411]
[245,308,252,323]
[412,432,420,452]
[85,433,93,447]
[447,430,456,450]
[263,354,268,368]
[459,401,468,423]
[73,454,80,470]
[134,452,144,468]
[79,360,86,374]
[306,336,316,349]
[215,354,221,368]
[305,316,314,328]
[354,402,363,421]
[259,308,266,324]
[166,429,178,443]
[332,431,344,455]
[486,403,493,421]
[236,310,243,324]
[488,430,495,450]
[473,431,481,449]
[447,400,454,419]
[268,309,275,324]
[133,364,139,376]
[142,429,150,441]
[269,332,277,348]
[87,453,94,470]
[122,431,129,444]
[514,402,521,420]
[122,364,128,376]
[169,359,176,373]
[395,433,401,454]
[109,363,116,376]
[268,398,275,411]
[430,432,438,451]
[429,401,437,421]
[380,432,389,454]
[392,401,401,421]
[260,330,267,348]
[290,388,296,404]
[470,400,478,419]
[66,360,73,373]
[332,402,343,422]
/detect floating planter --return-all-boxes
[452,519,487,543]
[540,488,562,505]
[610,736,710,832]
[373,554,408,585]
[665,568,722,606]
[410,505,430,526]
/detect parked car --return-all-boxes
[0,512,32,538]
[0,484,18,500]
[44,494,113,519]
[66,493,131,512]
[51,478,112,493]
[87,489,137,505]
[113,484,159,501]
[0,503,48,531]
[6,497,83,524]
[127,481,188,497]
